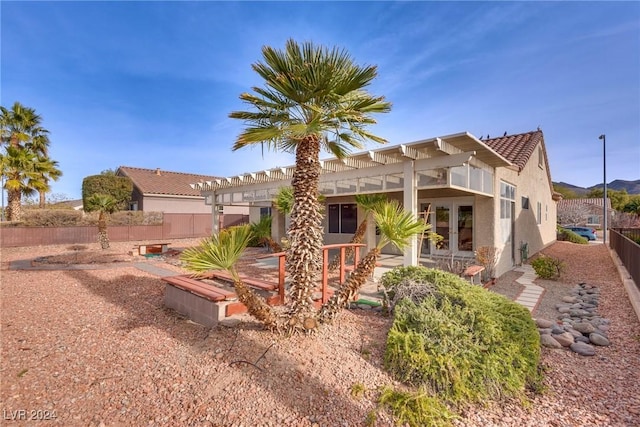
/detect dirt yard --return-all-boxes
[1,239,639,426]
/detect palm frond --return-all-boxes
[373,200,429,251]
[181,225,252,276]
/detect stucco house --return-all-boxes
[117,166,248,215]
[557,197,613,230]
[192,130,561,278]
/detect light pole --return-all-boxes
[599,134,607,245]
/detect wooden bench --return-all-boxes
[463,265,485,285]
[134,242,171,255]
[162,275,236,301]
[162,275,238,326]
[205,270,278,292]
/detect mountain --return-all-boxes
[553,179,640,195]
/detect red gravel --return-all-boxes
[1,240,638,426]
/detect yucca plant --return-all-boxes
[318,200,431,324]
[181,225,279,330]
[327,193,387,272]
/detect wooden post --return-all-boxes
[322,247,329,303]
[339,246,347,284]
[278,254,286,304]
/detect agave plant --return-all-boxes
[327,193,387,271]
[318,200,431,324]
[181,225,279,330]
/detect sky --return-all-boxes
[1,1,639,201]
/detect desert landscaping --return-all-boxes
[1,239,639,426]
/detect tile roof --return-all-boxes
[558,198,612,210]
[483,130,543,171]
[117,166,220,197]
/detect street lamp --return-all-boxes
[599,134,607,245]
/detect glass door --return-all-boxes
[421,199,474,257]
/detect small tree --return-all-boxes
[181,225,279,330]
[82,172,132,211]
[318,200,431,324]
[86,194,117,249]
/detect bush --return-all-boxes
[383,267,542,425]
[379,265,434,302]
[22,209,83,226]
[556,226,588,244]
[531,254,565,280]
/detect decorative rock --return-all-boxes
[554,332,575,347]
[562,296,577,303]
[589,333,610,346]
[575,336,590,343]
[540,334,562,349]
[570,341,596,356]
[573,322,596,334]
[567,328,583,338]
[535,318,553,328]
[558,306,571,314]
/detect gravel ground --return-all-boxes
[1,239,639,426]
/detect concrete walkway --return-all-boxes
[513,264,544,313]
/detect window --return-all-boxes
[587,215,600,225]
[129,201,138,211]
[537,202,542,225]
[521,196,530,210]
[328,203,357,234]
[500,182,515,244]
[260,207,272,218]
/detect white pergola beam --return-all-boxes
[414,151,475,170]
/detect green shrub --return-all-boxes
[248,215,273,247]
[22,209,83,226]
[531,255,565,280]
[378,386,456,427]
[556,226,588,244]
[379,265,435,302]
[383,267,542,425]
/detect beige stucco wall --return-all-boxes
[142,196,212,214]
[493,143,558,277]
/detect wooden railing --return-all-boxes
[257,243,367,304]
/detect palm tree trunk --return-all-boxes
[327,218,368,271]
[7,189,21,221]
[232,278,280,331]
[317,247,381,324]
[98,212,110,249]
[39,189,46,209]
[286,136,323,331]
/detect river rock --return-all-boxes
[570,341,596,356]
[540,334,562,349]
[589,333,610,346]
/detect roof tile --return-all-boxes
[117,166,220,197]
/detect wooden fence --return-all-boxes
[0,213,249,248]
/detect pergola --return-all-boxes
[192,131,512,265]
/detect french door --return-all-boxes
[419,198,474,257]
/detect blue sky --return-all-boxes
[2,1,639,200]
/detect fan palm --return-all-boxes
[181,225,279,330]
[86,194,117,249]
[327,193,387,271]
[0,147,49,221]
[230,39,391,331]
[36,157,62,208]
[1,102,53,216]
[318,200,432,324]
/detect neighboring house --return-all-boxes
[54,199,84,210]
[116,166,247,215]
[557,198,614,229]
[192,130,560,278]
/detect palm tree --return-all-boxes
[327,193,387,271]
[86,194,117,249]
[181,225,279,330]
[230,39,391,331]
[0,147,47,221]
[317,200,431,324]
[37,157,62,208]
[1,102,54,215]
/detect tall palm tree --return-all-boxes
[1,102,53,215]
[0,147,46,221]
[37,157,62,208]
[181,225,279,330]
[230,39,391,331]
[327,193,387,271]
[86,194,117,249]
[317,200,431,324]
